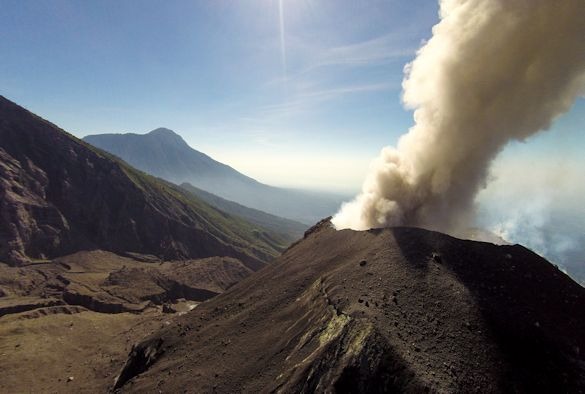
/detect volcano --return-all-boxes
[114,219,585,392]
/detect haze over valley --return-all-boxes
[83,128,348,225]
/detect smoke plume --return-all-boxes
[333,0,585,232]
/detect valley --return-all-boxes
[83,129,347,225]
[0,250,253,393]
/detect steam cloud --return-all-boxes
[333,0,585,233]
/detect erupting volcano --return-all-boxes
[333,0,585,234]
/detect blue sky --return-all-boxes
[1,0,583,193]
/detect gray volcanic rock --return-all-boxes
[0,147,69,264]
[0,96,283,267]
[0,250,257,394]
[115,220,585,393]
[102,256,253,304]
[0,250,254,318]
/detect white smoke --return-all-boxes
[333,0,585,233]
[476,154,585,282]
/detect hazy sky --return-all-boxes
[1,0,583,193]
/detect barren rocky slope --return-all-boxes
[115,219,585,393]
[0,250,254,393]
[0,250,252,318]
[0,96,284,267]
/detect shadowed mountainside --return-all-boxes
[0,96,283,268]
[115,220,585,393]
[83,129,347,224]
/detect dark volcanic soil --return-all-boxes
[115,219,585,393]
[0,251,254,393]
[0,251,252,317]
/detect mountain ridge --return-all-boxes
[83,128,260,187]
[115,220,585,392]
[83,129,347,224]
[180,182,306,244]
[0,95,283,268]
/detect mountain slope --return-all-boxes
[180,182,306,244]
[0,248,260,393]
[84,128,254,189]
[83,129,346,224]
[115,220,585,392]
[0,96,283,268]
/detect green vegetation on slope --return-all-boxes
[79,137,288,265]
[180,182,306,245]
[0,95,284,267]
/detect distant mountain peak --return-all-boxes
[147,127,179,137]
[0,96,283,266]
[83,127,346,224]
[144,127,189,147]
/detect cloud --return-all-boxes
[305,33,417,70]
[256,81,398,119]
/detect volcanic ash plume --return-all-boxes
[332,0,585,232]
